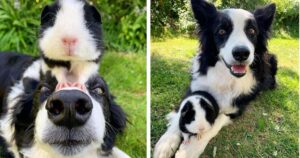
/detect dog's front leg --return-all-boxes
[175,114,232,158]
[153,112,182,158]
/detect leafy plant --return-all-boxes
[0,0,50,55]
[90,0,146,53]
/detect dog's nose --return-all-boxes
[46,90,93,128]
[232,46,250,62]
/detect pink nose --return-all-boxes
[62,37,77,46]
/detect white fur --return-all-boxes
[191,56,256,114]
[220,9,255,66]
[32,88,106,158]
[39,0,101,61]
[0,60,42,158]
[41,60,99,83]
[179,96,212,136]
[175,114,232,158]
[153,112,181,158]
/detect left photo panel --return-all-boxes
[0,0,146,158]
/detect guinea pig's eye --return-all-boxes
[92,87,104,95]
[218,29,226,36]
[247,28,256,35]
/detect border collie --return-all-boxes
[154,0,277,157]
[0,53,129,158]
[39,0,103,87]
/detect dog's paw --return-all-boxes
[153,133,181,158]
[175,136,206,158]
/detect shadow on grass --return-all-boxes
[151,53,299,157]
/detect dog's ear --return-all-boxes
[254,3,276,32]
[191,0,218,28]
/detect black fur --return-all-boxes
[179,101,195,134]
[0,52,36,117]
[190,0,277,118]
[0,135,15,158]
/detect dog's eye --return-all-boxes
[93,87,104,95]
[247,28,256,35]
[218,29,226,36]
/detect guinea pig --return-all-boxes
[39,0,103,88]
[178,91,219,143]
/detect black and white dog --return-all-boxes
[0,53,129,158]
[154,0,277,157]
[39,0,103,87]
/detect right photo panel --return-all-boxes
[151,0,299,157]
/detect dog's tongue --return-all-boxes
[231,65,246,74]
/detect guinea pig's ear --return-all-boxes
[254,3,276,32]
[89,5,102,24]
[200,99,214,114]
[41,5,50,24]
[181,101,193,117]
[191,0,218,28]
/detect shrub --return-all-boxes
[90,0,146,53]
[0,0,146,54]
[0,0,51,55]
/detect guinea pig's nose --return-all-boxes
[62,37,77,46]
[46,90,93,128]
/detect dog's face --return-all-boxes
[191,0,276,77]
[179,95,217,134]
[34,73,111,156]
[39,0,103,61]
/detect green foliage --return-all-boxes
[0,0,146,54]
[0,0,50,55]
[151,0,299,38]
[91,0,146,53]
[151,0,188,37]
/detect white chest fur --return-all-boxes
[190,55,257,114]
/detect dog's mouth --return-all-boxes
[221,58,247,78]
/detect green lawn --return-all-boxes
[151,37,299,157]
[100,52,146,158]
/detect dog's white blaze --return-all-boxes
[39,0,100,61]
[0,60,41,158]
[191,56,256,114]
[33,88,105,158]
[219,9,255,65]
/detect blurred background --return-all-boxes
[0,0,146,157]
[151,0,298,38]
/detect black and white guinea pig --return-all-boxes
[178,91,219,142]
[39,0,103,85]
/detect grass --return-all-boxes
[100,52,146,158]
[151,37,299,157]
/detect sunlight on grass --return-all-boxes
[100,52,146,158]
[151,37,299,157]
